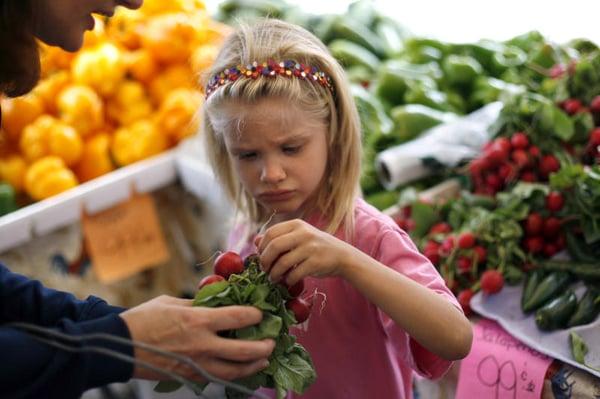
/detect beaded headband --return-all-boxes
[205,60,335,99]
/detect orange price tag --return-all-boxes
[82,193,170,283]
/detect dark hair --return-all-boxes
[0,1,40,97]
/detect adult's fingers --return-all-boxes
[189,357,271,382]
[204,306,263,331]
[208,337,276,363]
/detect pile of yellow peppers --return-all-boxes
[0,0,229,202]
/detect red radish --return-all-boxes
[520,171,537,182]
[401,205,412,218]
[486,173,503,191]
[457,256,472,273]
[214,251,244,279]
[543,217,562,238]
[563,98,583,115]
[480,270,504,294]
[511,149,530,168]
[528,145,541,158]
[457,232,476,249]
[468,158,487,175]
[494,137,512,154]
[440,236,455,256]
[473,245,487,264]
[404,219,416,232]
[590,96,600,114]
[486,145,509,166]
[555,234,566,250]
[539,155,560,178]
[589,128,600,146]
[429,222,452,235]
[498,163,516,183]
[543,243,559,258]
[510,132,529,149]
[525,212,544,236]
[197,274,225,289]
[457,289,474,315]
[545,192,565,213]
[284,279,305,297]
[524,236,544,254]
[549,64,566,78]
[286,297,312,323]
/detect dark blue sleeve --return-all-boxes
[0,264,135,398]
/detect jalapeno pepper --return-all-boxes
[521,269,546,312]
[0,182,17,216]
[535,289,577,331]
[523,271,572,313]
[567,286,600,327]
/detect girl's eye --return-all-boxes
[238,152,257,160]
[282,145,301,155]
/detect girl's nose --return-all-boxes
[260,159,286,183]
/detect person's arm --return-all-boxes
[0,264,134,398]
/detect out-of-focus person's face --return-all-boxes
[33,0,143,52]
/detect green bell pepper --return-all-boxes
[0,182,17,216]
[389,104,457,142]
[329,39,380,72]
[374,16,407,57]
[352,84,393,140]
[374,60,441,105]
[442,55,483,87]
[403,81,451,112]
[328,16,386,58]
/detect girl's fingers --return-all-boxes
[269,248,307,282]
[257,220,298,254]
[260,232,299,272]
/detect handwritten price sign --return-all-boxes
[456,319,552,399]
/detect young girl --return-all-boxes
[202,19,472,398]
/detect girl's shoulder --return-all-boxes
[353,197,400,234]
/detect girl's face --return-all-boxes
[34,0,143,52]
[222,97,329,221]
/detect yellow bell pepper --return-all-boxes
[32,71,70,115]
[125,49,158,85]
[155,88,203,144]
[148,64,193,106]
[190,44,219,75]
[111,119,168,166]
[140,0,205,16]
[24,156,78,200]
[40,44,76,76]
[0,155,27,192]
[57,85,104,137]
[75,133,115,182]
[72,43,126,97]
[106,81,153,126]
[0,93,45,142]
[82,16,106,49]
[141,13,196,65]
[105,8,145,50]
[20,115,83,166]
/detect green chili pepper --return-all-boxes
[374,60,441,105]
[389,104,457,142]
[541,260,600,283]
[535,289,578,331]
[0,183,17,216]
[352,84,393,140]
[403,82,451,112]
[523,271,572,313]
[521,269,546,312]
[328,17,386,58]
[567,286,600,327]
[374,16,407,57]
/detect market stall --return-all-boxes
[1,0,600,398]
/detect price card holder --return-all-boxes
[456,319,553,399]
[82,193,170,284]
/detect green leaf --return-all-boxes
[540,102,574,141]
[273,351,317,395]
[569,331,600,371]
[251,284,278,311]
[411,201,438,238]
[193,281,230,305]
[236,313,282,340]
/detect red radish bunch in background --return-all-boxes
[468,132,561,195]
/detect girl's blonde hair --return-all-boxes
[202,19,362,239]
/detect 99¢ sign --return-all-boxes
[456,319,552,399]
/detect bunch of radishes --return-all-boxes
[468,132,561,195]
[198,251,313,324]
[521,191,566,258]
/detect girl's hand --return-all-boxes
[256,219,356,285]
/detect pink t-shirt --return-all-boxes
[228,198,461,398]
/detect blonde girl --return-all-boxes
[202,18,472,398]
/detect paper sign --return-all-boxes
[456,319,553,399]
[82,193,170,283]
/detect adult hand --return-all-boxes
[120,295,275,382]
[256,219,358,286]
